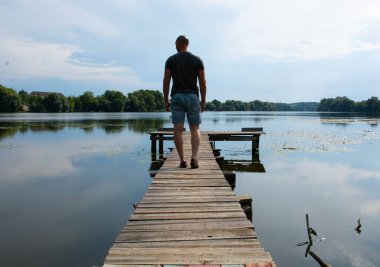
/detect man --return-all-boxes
[163,35,207,169]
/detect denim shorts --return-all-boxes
[171,93,201,125]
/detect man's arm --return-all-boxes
[163,69,171,111]
[198,70,207,113]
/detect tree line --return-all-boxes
[205,99,319,111]
[318,96,380,113]
[1,83,379,113]
[1,84,164,112]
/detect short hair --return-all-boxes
[176,35,189,47]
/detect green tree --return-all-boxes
[318,98,334,111]
[28,96,45,112]
[150,90,165,111]
[205,102,216,111]
[211,99,222,111]
[98,90,126,112]
[78,91,98,112]
[125,90,164,112]
[44,93,70,112]
[18,90,29,105]
[223,100,236,111]
[67,96,77,112]
[331,96,355,112]
[0,84,21,112]
[365,97,380,113]
[125,94,140,111]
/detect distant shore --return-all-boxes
[1,84,379,113]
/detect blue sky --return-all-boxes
[1,0,380,102]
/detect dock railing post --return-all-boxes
[158,134,164,159]
[150,134,157,161]
[238,194,253,222]
[242,128,263,159]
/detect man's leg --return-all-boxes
[174,122,185,162]
[190,124,200,160]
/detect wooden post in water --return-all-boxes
[209,141,215,149]
[239,194,253,222]
[216,156,224,169]
[158,134,164,159]
[253,135,260,154]
[242,127,263,157]
[224,171,236,189]
[150,134,157,162]
[213,148,221,157]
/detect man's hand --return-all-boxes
[200,101,205,113]
[198,70,206,113]
[166,100,171,111]
[163,69,171,111]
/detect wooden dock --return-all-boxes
[103,132,276,267]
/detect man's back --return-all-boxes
[165,51,204,96]
[162,35,207,168]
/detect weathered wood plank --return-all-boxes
[111,238,261,248]
[139,197,238,204]
[105,251,274,265]
[129,211,247,221]
[135,202,242,209]
[115,228,256,242]
[124,220,254,231]
[106,248,268,258]
[134,207,243,214]
[144,191,236,197]
[126,217,251,226]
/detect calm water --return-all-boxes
[0,112,379,267]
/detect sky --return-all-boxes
[1,0,380,103]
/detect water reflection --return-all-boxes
[0,119,165,140]
[1,112,379,267]
[235,156,380,267]
[320,118,379,126]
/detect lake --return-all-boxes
[0,112,379,267]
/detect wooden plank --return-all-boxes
[113,241,261,249]
[129,211,247,221]
[135,202,242,209]
[115,228,256,242]
[134,206,243,214]
[126,217,250,226]
[139,197,238,204]
[144,191,236,197]
[124,220,254,231]
[107,247,267,255]
[147,187,233,191]
[147,186,233,190]
[151,179,228,183]
[153,177,226,181]
[105,251,274,265]
[150,183,231,188]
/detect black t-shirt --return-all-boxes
[165,51,204,96]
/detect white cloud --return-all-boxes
[1,134,141,183]
[336,242,378,267]
[273,159,380,185]
[0,0,122,39]
[360,200,380,215]
[0,36,141,85]
[218,0,380,61]
[0,0,146,87]
[270,160,380,217]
